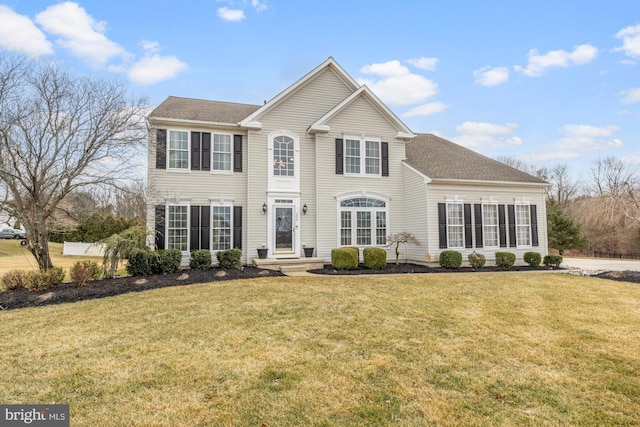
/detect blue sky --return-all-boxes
[1,0,639,180]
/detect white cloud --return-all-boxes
[614,24,640,59]
[251,0,268,12]
[514,44,598,77]
[406,57,438,71]
[620,87,640,104]
[529,124,624,162]
[360,60,410,77]
[35,1,128,67]
[0,5,53,57]
[473,66,509,86]
[128,54,188,85]
[217,7,246,22]
[403,102,448,118]
[452,121,522,150]
[358,59,438,106]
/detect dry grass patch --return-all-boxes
[1,273,639,426]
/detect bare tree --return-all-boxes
[547,164,580,208]
[0,55,147,270]
[589,157,640,226]
[495,155,548,181]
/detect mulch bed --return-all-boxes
[595,270,640,284]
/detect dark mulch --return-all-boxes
[309,263,554,275]
[0,267,284,311]
[595,270,640,284]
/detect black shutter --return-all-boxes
[233,206,242,250]
[474,204,483,248]
[335,139,343,174]
[201,206,210,250]
[381,142,389,176]
[191,132,201,170]
[156,129,167,169]
[498,204,507,248]
[202,133,211,170]
[464,204,472,248]
[154,205,165,250]
[438,203,447,249]
[508,204,516,247]
[530,205,539,247]
[233,135,243,172]
[190,205,200,251]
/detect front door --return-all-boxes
[274,206,294,254]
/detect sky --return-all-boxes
[1,0,639,181]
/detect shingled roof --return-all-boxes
[405,133,547,184]
[148,96,261,124]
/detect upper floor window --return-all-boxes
[482,204,499,247]
[515,204,532,246]
[213,133,232,172]
[447,202,464,248]
[169,130,189,169]
[273,135,294,176]
[344,137,381,176]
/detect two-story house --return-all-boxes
[146,57,548,270]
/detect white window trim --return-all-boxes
[482,203,499,249]
[211,132,234,175]
[210,202,233,252]
[515,203,532,248]
[336,192,389,248]
[344,135,382,177]
[446,201,465,249]
[166,202,190,253]
[167,129,190,172]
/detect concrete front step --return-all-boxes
[252,257,324,272]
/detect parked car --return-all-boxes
[0,228,26,239]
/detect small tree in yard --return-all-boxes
[101,226,149,279]
[387,232,418,265]
[547,201,588,255]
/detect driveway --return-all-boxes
[562,257,640,272]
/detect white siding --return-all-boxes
[402,165,429,263]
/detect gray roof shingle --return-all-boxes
[405,133,547,184]
[148,96,261,124]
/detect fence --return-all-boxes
[593,251,640,260]
[62,242,106,257]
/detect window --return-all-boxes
[213,134,232,172]
[339,197,387,246]
[345,137,380,176]
[212,206,231,251]
[483,204,499,247]
[167,205,188,251]
[515,205,531,246]
[447,203,464,248]
[169,130,189,169]
[273,135,294,176]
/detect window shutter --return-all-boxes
[201,133,211,170]
[508,204,516,247]
[438,203,447,249]
[233,206,242,249]
[201,206,210,250]
[498,204,507,248]
[335,139,343,174]
[381,142,389,177]
[474,204,483,248]
[464,204,472,248]
[233,135,243,172]
[190,205,200,251]
[530,205,539,247]
[155,205,165,250]
[191,132,201,170]
[156,129,167,169]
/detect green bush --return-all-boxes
[1,270,25,291]
[153,249,182,274]
[216,248,242,270]
[189,250,212,270]
[543,255,563,268]
[439,251,462,269]
[468,252,486,269]
[331,247,359,270]
[363,247,387,270]
[524,252,542,267]
[70,261,100,286]
[126,250,153,276]
[495,252,516,269]
[51,267,66,284]
[22,269,62,292]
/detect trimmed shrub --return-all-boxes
[153,249,182,274]
[51,267,66,284]
[22,269,62,291]
[543,255,563,269]
[1,270,25,291]
[468,252,486,269]
[495,252,516,269]
[524,252,542,267]
[331,247,359,270]
[363,247,387,270]
[216,248,242,270]
[70,261,100,286]
[439,251,462,269]
[190,250,212,270]
[126,250,153,276]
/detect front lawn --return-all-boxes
[1,273,639,426]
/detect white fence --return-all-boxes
[62,242,106,257]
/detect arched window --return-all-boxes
[338,197,388,246]
[273,135,294,176]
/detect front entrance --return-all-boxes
[274,206,293,254]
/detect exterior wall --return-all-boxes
[402,165,429,263]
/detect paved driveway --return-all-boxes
[562,257,640,272]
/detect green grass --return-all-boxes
[1,273,640,426]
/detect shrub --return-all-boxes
[524,252,542,267]
[126,250,153,276]
[1,270,25,291]
[216,248,242,270]
[190,250,212,270]
[543,255,563,269]
[468,252,486,269]
[70,261,100,286]
[22,269,62,292]
[439,251,462,269]
[153,249,182,274]
[331,247,359,270]
[51,267,66,284]
[363,247,387,270]
[495,252,516,269]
